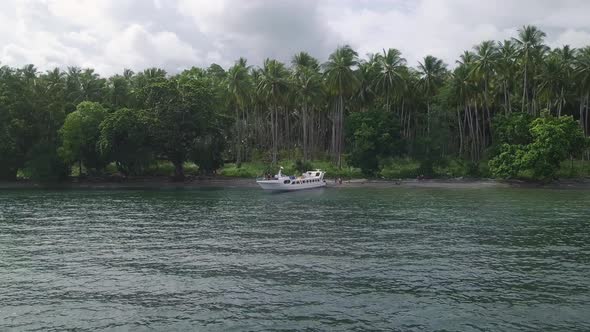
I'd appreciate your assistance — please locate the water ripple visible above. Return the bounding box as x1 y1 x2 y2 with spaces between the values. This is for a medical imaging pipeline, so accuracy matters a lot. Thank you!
1 187 589 331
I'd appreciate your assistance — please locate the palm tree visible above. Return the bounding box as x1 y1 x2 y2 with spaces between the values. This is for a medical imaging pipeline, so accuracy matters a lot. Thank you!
457 50 476 66
497 40 518 114
513 25 547 113
471 41 498 118
65 68 104 103
20 64 38 82
123 69 134 80
323 45 359 167
353 55 379 112
226 58 252 168
40 68 66 136
537 52 564 114
143 68 167 80
249 68 266 149
292 51 320 71
575 46 590 135
449 67 465 156
469 41 499 146
418 55 447 134
258 59 290 164
292 52 322 161
452 54 482 161
44 68 66 93
107 74 132 109
374 48 406 112
554 45 576 116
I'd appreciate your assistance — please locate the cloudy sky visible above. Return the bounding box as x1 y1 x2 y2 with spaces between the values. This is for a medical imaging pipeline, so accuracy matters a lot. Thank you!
1 0 590 75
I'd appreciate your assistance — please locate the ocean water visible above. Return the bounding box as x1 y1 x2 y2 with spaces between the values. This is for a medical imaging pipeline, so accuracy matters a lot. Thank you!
1 187 589 331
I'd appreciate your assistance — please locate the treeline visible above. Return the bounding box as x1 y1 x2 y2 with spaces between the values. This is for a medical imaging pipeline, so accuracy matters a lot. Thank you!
0 68 228 180
1 25 589 181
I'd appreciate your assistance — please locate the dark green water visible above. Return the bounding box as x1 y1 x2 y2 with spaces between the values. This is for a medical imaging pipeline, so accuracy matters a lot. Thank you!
1 187 589 331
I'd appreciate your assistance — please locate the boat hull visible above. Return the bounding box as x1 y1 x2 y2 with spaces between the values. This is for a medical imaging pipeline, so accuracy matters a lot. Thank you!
256 180 326 191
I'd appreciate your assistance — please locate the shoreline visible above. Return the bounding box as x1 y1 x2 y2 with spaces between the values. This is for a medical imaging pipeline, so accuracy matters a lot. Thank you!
1 176 589 190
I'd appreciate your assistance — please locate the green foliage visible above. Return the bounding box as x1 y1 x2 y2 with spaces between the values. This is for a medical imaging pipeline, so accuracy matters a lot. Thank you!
417 158 436 177
493 112 534 146
3 26 590 184
410 105 452 176
431 158 484 178
466 160 488 177
98 108 153 175
294 159 313 173
191 130 227 175
143 72 224 180
0 67 36 179
489 144 527 178
557 159 590 178
313 162 362 179
23 141 69 182
523 113 586 179
380 158 490 179
489 113 587 180
379 158 420 179
221 162 265 178
144 161 199 177
346 110 404 175
220 160 362 179
0 126 20 180
59 101 108 173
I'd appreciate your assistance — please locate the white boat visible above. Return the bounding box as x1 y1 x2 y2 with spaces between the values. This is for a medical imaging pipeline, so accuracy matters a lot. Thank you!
256 167 326 191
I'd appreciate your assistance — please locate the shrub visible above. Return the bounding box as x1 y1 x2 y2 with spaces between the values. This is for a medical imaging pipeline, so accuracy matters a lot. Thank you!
379 158 420 179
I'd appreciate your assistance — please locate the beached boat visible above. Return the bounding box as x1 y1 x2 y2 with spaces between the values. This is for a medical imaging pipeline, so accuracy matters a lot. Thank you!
256 167 326 191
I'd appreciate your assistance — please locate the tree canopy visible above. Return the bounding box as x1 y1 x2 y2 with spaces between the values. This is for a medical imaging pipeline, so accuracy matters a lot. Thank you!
1 25 589 181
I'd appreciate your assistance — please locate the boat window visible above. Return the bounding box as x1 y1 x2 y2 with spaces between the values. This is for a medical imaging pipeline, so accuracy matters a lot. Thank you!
283 180 290 184
315 172 320 176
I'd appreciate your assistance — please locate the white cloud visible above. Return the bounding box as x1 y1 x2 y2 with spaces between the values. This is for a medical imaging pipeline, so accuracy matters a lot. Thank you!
553 29 590 49
103 24 201 72
320 0 590 67
1 0 590 76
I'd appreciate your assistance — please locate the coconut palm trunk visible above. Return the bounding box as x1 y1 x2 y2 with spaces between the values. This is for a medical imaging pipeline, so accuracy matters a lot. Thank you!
457 107 464 156
302 104 308 161
235 107 241 167
339 94 345 168
522 58 528 113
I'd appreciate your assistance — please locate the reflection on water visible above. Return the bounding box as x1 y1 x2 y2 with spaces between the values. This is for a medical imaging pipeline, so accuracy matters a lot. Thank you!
1 188 589 331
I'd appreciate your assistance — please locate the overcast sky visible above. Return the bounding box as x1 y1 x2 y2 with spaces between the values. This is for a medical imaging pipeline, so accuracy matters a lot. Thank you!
1 0 590 75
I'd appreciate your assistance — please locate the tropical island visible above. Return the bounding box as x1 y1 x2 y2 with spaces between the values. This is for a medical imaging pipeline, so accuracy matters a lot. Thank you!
1 25 589 187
